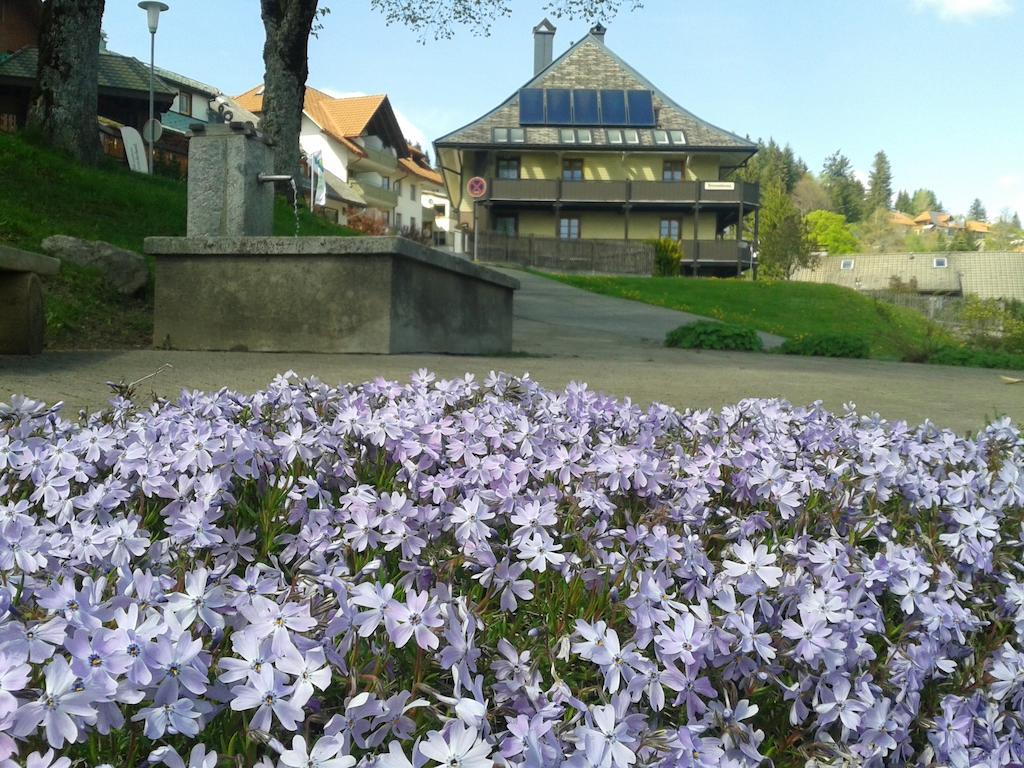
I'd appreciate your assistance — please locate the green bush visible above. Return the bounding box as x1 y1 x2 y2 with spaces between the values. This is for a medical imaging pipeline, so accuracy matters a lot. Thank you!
927 345 1024 371
665 321 763 351
650 238 682 277
780 332 870 359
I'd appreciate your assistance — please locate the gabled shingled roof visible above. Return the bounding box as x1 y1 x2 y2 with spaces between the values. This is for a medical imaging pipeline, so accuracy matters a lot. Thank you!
435 33 756 154
0 46 176 98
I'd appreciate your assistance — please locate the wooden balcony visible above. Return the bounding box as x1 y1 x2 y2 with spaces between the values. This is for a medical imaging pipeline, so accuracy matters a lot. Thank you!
486 179 758 207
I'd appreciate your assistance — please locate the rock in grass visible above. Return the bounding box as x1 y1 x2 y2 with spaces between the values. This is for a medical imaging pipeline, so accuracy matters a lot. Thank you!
41 235 149 295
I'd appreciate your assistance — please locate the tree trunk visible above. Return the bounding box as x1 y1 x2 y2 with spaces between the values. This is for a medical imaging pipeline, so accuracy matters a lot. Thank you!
260 0 318 177
26 0 105 165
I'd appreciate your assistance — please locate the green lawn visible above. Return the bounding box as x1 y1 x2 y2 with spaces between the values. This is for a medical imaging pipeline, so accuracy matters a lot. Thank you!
0 132 354 348
540 272 948 360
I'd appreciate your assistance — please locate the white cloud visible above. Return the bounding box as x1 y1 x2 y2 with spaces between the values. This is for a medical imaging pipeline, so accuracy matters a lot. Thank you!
911 0 1013 20
322 88 428 150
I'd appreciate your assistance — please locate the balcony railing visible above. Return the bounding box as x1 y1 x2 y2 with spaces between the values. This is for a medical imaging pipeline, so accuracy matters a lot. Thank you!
349 143 399 173
350 180 398 210
486 179 758 206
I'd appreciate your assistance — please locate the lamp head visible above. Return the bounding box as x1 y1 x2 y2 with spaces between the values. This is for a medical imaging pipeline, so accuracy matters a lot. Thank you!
138 1 169 33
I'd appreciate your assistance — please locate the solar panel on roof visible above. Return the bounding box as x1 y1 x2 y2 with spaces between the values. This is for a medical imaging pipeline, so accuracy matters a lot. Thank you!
600 90 627 125
546 89 571 124
572 90 599 125
519 89 544 124
627 91 655 126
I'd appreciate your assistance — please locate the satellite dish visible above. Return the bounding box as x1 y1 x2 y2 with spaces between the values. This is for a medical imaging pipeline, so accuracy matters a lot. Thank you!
142 118 163 144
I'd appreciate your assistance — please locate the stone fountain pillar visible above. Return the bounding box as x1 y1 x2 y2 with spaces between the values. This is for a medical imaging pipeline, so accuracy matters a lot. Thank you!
186 123 276 237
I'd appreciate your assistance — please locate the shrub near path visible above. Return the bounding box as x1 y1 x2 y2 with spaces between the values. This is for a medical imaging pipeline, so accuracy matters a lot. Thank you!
542 273 942 360
1 371 1023 767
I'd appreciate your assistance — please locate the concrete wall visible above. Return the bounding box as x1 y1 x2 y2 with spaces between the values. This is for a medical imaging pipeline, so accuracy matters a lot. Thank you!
145 236 517 354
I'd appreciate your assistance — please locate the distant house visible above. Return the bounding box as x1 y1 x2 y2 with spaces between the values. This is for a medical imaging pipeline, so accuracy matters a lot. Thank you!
236 85 421 226
434 20 760 274
792 252 1024 302
0 44 176 134
395 143 445 236
0 0 41 55
153 66 221 135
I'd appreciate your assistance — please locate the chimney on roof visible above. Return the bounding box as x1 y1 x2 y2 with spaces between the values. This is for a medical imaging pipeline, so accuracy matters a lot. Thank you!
590 23 606 43
533 18 556 75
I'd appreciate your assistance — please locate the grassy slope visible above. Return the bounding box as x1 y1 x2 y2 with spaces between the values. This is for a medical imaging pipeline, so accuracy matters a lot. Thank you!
0 133 354 349
541 272 946 359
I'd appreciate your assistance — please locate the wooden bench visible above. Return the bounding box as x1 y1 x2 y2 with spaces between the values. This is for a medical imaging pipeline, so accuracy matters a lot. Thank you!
0 245 60 355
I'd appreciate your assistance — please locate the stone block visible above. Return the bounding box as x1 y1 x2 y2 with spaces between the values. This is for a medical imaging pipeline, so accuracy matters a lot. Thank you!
145 236 518 354
0 272 44 355
41 235 148 295
187 124 276 238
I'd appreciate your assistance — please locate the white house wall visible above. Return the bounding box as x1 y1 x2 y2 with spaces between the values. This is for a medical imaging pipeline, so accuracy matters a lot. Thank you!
299 115 351 181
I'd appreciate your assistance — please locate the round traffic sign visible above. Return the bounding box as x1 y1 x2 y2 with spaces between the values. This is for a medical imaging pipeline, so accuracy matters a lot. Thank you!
467 176 487 199
142 118 163 144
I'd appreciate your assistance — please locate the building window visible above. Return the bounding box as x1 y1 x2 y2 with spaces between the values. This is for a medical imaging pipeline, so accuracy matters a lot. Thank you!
497 157 520 180
177 91 192 116
840 259 855 270
663 160 684 182
410 217 417 231
659 219 681 239
410 184 417 201
510 127 526 143
933 257 948 268
559 128 576 143
559 217 581 240
607 129 623 145
393 179 400 195
669 129 686 144
494 214 518 236
395 212 403 229
623 129 640 144
562 158 583 181
653 130 669 145
493 128 509 143
577 128 593 144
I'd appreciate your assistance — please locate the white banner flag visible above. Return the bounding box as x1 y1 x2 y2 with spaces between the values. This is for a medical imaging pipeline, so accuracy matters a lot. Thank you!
312 151 327 207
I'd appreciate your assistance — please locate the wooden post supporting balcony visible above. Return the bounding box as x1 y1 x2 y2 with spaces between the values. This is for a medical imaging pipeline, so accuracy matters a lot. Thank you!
692 201 701 277
737 201 744 277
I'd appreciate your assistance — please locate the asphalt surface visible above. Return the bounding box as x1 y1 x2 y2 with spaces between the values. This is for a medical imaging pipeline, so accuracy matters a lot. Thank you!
1 269 1019 433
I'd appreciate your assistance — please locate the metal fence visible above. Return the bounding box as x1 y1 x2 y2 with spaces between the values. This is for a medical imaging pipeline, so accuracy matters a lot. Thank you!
476 232 655 275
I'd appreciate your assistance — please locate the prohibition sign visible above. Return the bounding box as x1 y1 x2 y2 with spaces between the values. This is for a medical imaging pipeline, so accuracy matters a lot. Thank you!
467 176 488 198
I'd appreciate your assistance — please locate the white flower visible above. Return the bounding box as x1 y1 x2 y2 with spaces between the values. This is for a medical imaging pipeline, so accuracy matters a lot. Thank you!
419 721 493 768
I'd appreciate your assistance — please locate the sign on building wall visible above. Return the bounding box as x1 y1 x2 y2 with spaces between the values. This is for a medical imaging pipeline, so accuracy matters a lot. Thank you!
704 182 736 191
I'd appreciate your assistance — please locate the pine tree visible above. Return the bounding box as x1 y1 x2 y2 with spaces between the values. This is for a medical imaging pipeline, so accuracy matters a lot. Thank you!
910 188 942 214
738 139 806 194
821 151 865 223
866 151 893 213
1013 212 1022 230
967 198 987 222
894 190 913 214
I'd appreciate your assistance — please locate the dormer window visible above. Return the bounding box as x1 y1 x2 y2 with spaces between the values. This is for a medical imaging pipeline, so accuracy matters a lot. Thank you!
510 128 526 143
653 130 669 145
669 130 686 144
623 129 640 144
577 129 593 144
559 128 576 144
607 129 623 145
493 128 509 143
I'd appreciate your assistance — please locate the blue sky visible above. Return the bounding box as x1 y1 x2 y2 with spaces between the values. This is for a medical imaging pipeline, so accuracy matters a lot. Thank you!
100 0 1024 219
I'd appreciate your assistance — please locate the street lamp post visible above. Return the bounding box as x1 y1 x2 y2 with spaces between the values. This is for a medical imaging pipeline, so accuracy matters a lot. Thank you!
138 2 169 175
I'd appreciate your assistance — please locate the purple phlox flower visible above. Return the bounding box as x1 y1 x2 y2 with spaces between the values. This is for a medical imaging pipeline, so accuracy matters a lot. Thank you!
665 726 724 768
814 676 870 732
419 721 493 768
440 603 482 671
890 570 931 615
572 620 610 662
147 622 209 699
212 526 256 566
0 650 29 719
580 704 636 768
227 564 279 608
384 589 443 650
806 538 851 581
279 735 355 768
509 500 558 542
276 645 332 707
324 691 386 751
229 665 304 732
274 420 318 464
239 595 317 653
660 661 716 719
66 627 131 682
989 643 1024 703
23 750 71 768
0 517 47 572
722 540 784 591
781 607 834 664
147 744 218 768
364 691 429 748
351 582 397 637
36 577 104 630
131 682 202 738
111 603 163 686
655 612 707 667
0 616 66 663
517 530 565 574
218 632 279 685
451 495 495 544
11 655 98 748
344 506 384 552
927 696 974 767
379 740 429 768
163 569 226 634
591 629 643 694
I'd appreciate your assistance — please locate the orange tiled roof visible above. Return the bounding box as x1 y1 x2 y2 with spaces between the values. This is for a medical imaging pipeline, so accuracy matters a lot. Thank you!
890 211 916 227
399 157 443 186
233 86 393 157
966 220 991 234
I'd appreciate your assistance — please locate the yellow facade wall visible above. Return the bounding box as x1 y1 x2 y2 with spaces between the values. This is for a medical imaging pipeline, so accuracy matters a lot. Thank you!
509 210 719 241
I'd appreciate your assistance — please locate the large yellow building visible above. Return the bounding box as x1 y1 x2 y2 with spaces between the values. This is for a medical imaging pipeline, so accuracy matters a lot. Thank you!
435 21 760 275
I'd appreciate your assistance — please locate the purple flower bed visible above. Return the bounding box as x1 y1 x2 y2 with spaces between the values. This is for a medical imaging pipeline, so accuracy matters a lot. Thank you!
0 370 1022 768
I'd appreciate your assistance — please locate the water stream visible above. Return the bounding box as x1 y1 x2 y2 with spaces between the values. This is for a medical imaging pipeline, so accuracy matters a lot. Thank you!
289 178 300 237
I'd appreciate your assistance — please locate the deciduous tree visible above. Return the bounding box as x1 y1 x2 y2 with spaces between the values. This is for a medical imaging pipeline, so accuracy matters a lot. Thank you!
909 188 942 214
805 210 858 254
791 173 831 215
27 0 106 164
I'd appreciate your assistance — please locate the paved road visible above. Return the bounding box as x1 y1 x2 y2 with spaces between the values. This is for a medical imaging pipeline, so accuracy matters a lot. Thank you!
0 270 1019 433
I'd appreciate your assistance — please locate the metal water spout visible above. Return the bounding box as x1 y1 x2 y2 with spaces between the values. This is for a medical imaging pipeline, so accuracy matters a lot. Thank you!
257 173 294 184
